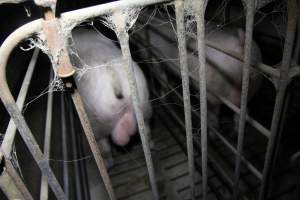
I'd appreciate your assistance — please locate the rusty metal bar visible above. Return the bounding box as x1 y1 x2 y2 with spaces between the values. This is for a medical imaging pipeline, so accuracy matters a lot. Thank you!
233 1 255 199
1 48 40 156
258 0 297 199
0 156 34 200
40 70 54 200
71 89 116 200
118 30 159 200
194 1 208 199
175 0 195 199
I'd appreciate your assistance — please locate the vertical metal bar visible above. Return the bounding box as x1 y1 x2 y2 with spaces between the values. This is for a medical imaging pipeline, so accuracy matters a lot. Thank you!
292 9 300 64
60 93 69 199
258 0 297 200
75 112 90 200
118 32 159 200
0 21 66 200
2 48 39 156
0 157 34 200
175 1 195 199
40 70 54 200
194 1 208 199
68 95 83 200
71 89 116 200
233 1 255 199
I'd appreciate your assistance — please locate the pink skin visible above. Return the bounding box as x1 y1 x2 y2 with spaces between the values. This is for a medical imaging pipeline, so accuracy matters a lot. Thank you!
112 112 137 146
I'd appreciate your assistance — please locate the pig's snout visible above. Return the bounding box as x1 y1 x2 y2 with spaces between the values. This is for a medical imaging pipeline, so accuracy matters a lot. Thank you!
112 111 137 146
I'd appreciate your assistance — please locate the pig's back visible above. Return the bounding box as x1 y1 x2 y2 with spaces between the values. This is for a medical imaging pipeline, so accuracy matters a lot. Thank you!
71 29 150 139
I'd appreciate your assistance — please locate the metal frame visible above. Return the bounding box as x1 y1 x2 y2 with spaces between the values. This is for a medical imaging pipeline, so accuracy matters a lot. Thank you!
0 0 298 200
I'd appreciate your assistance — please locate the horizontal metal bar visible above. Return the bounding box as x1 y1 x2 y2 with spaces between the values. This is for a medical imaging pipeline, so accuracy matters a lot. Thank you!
209 126 262 179
0 0 25 4
1 48 39 156
142 14 280 79
155 90 235 189
60 0 172 27
150 66 262 181
131 33 271 138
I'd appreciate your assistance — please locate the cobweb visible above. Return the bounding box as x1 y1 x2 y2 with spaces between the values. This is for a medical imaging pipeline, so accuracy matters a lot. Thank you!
15 0 288 172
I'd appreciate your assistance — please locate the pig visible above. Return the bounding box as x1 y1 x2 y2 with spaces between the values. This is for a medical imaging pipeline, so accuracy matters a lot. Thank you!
133 13 262 130
70 28 152 167
186 24 262 125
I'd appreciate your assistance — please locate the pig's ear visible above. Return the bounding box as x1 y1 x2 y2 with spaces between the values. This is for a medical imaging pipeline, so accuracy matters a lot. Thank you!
237 28 245 46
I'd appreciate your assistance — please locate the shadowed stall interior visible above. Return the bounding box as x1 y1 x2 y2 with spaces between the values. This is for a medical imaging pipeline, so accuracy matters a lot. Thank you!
0 0 299 200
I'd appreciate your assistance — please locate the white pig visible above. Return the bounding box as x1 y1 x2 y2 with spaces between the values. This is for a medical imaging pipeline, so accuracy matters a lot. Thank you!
187 24 262 119
133 14 262 129
71 28 152 166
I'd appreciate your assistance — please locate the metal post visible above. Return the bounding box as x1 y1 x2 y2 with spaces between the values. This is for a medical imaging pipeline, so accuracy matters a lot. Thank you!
60 93 69 199
0 156 33 200
1 48 39 156
194 1 208 199
40 70 54 200
233 1 255 199
68 94 83 200
118 31 159 200
71 89 116 200
175 1 195 199
0 20 67 199
258 0 297 199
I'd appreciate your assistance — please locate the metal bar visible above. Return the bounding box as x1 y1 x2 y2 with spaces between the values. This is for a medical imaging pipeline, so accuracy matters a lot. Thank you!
68 95 83 200
140 14 280 79
118 31 159 200
151 67 262 180
0 157 34 200
154 89 235 191
0 20 66 199
292 8 300 65
211 92 270 138
0 0 25 4
75 114 91 200
194 1 208 199
40 70 54 200
209 126 262 180
175 1 195 199
71 89 116 200
131 33 271 138
2 48 39 156
60 93 69 199
61 0 171 27
258 0 297 199
233 1 255 199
